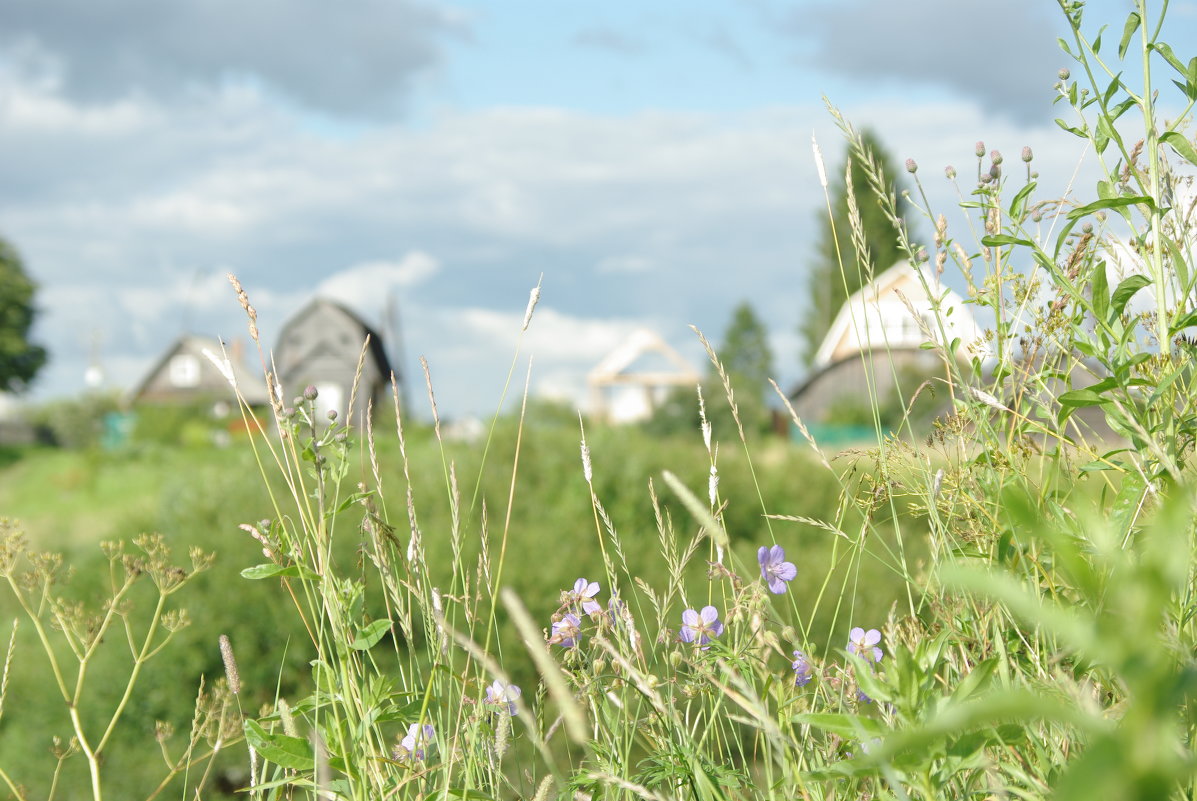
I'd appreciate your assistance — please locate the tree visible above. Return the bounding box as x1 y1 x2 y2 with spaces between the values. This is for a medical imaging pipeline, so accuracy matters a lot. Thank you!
710 301 774 436
800 129 914 366
0 236 47 393
719 301 774 403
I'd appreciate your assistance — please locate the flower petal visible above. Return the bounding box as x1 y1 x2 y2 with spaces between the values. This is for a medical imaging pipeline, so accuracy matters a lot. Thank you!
700 605 719 624
776 561 797 581
757 546 769 568
682 608 700 627
863 629 881 646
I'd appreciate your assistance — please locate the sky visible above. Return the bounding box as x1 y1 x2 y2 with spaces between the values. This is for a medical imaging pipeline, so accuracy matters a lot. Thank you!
2 0 1195 419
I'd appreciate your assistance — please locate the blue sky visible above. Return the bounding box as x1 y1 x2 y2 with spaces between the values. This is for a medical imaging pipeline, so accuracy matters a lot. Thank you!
1 0 1194 418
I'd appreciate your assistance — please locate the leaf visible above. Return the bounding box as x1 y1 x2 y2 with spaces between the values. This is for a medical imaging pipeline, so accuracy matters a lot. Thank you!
1091 260 1110 323
980 234 1032 248
244 719 315 771
1008 181 1037 220
350 618 391 650
1110 274 1151 318
792 713 885 739
1118 12 1140 59
1160 131 1197 168
1055 119 1088 138
1153 41 1187 75
1066 195 1155 221
1058 389 1108 408
240 563 319 581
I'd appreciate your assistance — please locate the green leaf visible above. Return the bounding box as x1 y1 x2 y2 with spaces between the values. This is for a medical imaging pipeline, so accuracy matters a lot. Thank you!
981 234 1032 247
1091 260 1110 322
1118 12 1140 59
350 619 392 650
1055 119 1087 138
1160 131 1197 168
1153 41 1187 75
240 563 320 581
1110 274 1151 318
1058 389 1108 408
1066 195 1155 221
792 713 885 739
244 719 315 771
1008 181 1037 220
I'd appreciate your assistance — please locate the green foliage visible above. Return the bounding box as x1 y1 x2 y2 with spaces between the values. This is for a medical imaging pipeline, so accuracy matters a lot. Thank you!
0 236 48 393
800 129 913 366
25 392 122 450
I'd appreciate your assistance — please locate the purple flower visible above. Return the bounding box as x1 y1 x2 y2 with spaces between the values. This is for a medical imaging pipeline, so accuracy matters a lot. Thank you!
549 613 582 648
791 650 813 687
484 679 522 716
758 545 797 594
567 577 602 616
394 723 435 762
680 605 724 647
848 627 883 663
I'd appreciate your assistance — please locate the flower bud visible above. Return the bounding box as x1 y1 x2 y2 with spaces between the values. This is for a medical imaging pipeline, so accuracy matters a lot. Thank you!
326 409 338 421
303 385 319 401
905 158 918 174
975 141 985 158
945 165 957 179
990 150 1003 165
1058 68 1070 80
1021 146 1033 163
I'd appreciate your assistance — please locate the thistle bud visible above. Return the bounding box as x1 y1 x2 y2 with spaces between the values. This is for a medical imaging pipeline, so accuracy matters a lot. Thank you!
905 158 918 174
945 165 957 179
303 385 319 401
975 141 986 158
1058 68 1070 81
1021 146 1033 163
990 150 1003 165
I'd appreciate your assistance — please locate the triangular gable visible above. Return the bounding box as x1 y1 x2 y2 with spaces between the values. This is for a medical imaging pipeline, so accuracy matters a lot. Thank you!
587 329 700 385
812 261 981 367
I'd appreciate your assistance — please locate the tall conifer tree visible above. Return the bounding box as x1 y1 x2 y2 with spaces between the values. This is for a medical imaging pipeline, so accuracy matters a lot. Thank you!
800 130 913 366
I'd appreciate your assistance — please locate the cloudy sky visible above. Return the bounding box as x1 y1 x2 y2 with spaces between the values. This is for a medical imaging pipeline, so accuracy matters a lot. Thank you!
2 0 1194 418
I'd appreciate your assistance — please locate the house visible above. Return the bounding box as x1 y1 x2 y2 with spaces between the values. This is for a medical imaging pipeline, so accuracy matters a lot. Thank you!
790 261 983 427
274 298 393 426
587 329 701 424
130 335 268 410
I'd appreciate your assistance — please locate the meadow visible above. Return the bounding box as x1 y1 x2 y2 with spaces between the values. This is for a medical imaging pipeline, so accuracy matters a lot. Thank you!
4 1 1197 798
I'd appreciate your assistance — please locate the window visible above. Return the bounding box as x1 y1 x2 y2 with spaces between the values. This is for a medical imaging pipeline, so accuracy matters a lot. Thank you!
169 354 201 387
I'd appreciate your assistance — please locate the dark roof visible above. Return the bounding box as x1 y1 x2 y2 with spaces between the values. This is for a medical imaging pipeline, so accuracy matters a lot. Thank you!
277 297 393 378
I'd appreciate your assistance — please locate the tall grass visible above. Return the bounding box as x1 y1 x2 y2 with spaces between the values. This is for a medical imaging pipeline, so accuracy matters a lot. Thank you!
3 0 1197 797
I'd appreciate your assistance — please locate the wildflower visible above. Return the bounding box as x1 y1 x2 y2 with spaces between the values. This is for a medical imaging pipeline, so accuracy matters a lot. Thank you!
1058 67 1070 81
856 688 874 704
944 165 956 180
566 577 602 616
791 650 813 687
394 723 435 762
549 613 582 648
990 149 1003 165
904 158 918 174
303 384 319 401
485 679 522 716
975 140 985 158
679 605 724 647
757 545 797 594
1021 146 1033 163
848 627 883 663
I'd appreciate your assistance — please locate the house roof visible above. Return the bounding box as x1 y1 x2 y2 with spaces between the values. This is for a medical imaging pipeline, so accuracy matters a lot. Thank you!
276 297 393 379
129 334 269 405
812 260 982 368
587 328 700 387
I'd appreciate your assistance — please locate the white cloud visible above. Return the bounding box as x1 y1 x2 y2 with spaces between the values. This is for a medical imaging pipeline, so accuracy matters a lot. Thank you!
316 251 441 308
597 254 655 274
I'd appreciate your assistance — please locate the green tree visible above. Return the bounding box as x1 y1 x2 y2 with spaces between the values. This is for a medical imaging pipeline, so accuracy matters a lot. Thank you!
0 235 48 392
800 129 913 366
719 301 773 403
709 301 774 436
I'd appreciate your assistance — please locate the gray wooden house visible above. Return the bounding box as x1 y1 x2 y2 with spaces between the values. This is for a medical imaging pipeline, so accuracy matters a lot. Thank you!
130 335 268 409
274 298 393 426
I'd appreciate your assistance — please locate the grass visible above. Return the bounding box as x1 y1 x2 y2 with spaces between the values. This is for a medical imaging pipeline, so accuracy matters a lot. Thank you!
5 0 1197 798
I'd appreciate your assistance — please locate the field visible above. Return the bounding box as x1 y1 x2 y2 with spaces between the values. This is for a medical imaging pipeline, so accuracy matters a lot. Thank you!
5 2 1197 799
